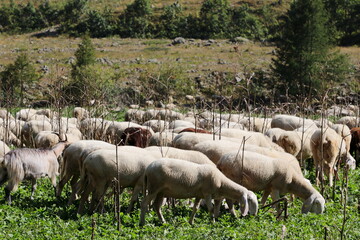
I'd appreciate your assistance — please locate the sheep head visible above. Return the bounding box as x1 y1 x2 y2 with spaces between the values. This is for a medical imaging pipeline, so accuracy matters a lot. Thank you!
247 190 258 215
301 193 325 214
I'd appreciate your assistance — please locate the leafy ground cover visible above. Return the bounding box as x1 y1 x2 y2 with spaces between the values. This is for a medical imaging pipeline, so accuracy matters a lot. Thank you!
0 166 359 239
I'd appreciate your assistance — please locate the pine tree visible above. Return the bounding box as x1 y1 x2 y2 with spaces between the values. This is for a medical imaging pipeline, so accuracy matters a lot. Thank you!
271 0 350 100
66 34 97 105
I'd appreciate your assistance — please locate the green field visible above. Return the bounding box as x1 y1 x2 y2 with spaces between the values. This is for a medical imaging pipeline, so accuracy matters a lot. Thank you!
0 165 359 239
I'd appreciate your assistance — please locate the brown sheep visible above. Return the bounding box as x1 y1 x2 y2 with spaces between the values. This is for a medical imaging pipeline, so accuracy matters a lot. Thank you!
120 127 153 148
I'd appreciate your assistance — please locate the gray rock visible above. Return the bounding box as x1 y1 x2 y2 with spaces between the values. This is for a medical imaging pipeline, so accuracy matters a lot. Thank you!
232 37 250 43
172 37 186 45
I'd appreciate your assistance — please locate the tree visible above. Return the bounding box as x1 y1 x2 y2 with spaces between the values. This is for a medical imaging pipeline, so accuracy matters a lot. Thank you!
199 0 231 39
118 0 153 38
0 53 39 106
66 35 97 105
271 0 351 100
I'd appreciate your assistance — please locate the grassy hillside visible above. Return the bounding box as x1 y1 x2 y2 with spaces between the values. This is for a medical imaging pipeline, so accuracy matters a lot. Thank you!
4 0 291 15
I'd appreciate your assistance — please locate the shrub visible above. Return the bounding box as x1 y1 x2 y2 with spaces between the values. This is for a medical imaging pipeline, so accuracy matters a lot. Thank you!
0 53 39 106
117 0 154 38
199 0 231 39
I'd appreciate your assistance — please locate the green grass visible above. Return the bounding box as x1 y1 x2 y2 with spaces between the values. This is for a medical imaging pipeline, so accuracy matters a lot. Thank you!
0 167 359 239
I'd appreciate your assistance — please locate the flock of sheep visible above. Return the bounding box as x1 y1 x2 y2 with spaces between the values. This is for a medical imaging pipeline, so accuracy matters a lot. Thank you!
0 106 359 225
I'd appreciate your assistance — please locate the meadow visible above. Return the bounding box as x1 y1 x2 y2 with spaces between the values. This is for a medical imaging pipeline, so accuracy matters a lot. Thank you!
0 161 359 239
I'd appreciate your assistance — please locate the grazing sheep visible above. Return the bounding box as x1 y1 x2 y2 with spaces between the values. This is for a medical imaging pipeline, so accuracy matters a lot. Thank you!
168 120 195 130
0 137 69 204
178 127 212 134
311 128 356 186
15 108 38 121
350 127 360 161
0 109 15 121
145 146 215 166
21 120 52 147
217 151 325 214
336 116 359 129
139 158 258 226
239 117 272 133
120 127 153 148
271 114 316 131
56 140 115 203
193 140 300 171
214 129 284 152
331 124 352 152
143 109 161 122
276 129 316 161
148 131 178 147
73 107 89 120
125 109 145 123
143 120 168 132
0 141 10 158
34 131 81 149
77 149 158 214
158 109 185 121
105 121 142 144
265 128 286 143
0 125 21 147
79 118 110 140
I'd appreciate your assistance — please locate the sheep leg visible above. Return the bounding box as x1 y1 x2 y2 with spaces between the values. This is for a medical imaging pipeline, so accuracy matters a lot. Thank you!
77 185 93 215
261 189 271 206
56 173 72 198
225 199 236 216
270 190 280 212
139 193 157 226
213 199 222 219
153 195 166 224
204 195 214 223
4 188 11 204
68 177 81 205
30 178 37 200
189 198 201 225
126 184 142 213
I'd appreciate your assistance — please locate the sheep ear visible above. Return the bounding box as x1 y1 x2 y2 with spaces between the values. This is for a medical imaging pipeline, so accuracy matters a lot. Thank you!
239 194 249 216
302 195 316 213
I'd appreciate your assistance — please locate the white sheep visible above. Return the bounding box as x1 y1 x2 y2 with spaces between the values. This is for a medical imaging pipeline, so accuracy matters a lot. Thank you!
276 128 316 161
34 131 81 149
139 158 258 226
79 118 110 140
148 131 178 147
168 120 195 130
217 151 325 214
73 107 89 120
212 129 284 152
125 109 145 123
77 148 158 214
310 127 355 186
336 116 359 129
142 120 169 132
265 128 286 143
331 124 352 152
0 109 15 121
145 146 215 166
239 117 272 133
15 108 38 121
0 138 69 204
271 114 316 131
105 121 144 144
21 119 52 147
56 140 116 203
0 125 21 147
